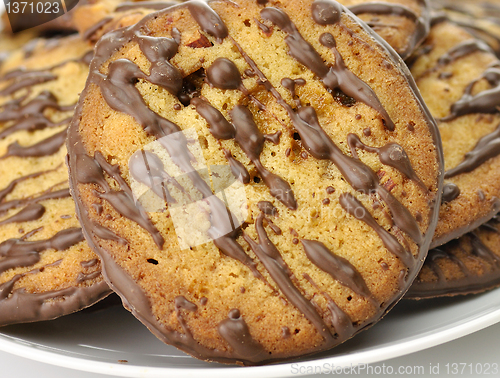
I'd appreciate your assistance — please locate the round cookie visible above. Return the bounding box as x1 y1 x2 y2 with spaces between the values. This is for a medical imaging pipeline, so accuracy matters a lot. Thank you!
0 35 111 326
407 215 500 299
68 0 442 364
409 20 500 248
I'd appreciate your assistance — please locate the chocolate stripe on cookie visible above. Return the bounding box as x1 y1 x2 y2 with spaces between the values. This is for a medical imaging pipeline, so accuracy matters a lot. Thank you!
445 122 500 178
301 239 376 302
302 272 354 340
262 6 395 131
408 217 500 298
230 35 422 246
0 188 70 216
0 228 84 274
1 127 68 158
346 133 427 191
441 63 500 121
339 193 413 268
0 167 61 202
243 213 335 343
218 309 269 363
193 95 296 209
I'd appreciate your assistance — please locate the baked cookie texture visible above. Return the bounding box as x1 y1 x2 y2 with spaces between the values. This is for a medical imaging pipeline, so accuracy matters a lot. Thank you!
408 215 500 299
67 0 442 364
73 0 430 56
0 35 111 326
410 20 500 248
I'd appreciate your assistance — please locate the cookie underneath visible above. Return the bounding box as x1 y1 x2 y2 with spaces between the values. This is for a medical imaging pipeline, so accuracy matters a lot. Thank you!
410 20 500 248
0 34 111 326
408 215 500 299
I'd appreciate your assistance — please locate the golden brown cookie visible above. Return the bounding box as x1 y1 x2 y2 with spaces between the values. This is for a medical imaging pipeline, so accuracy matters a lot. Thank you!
410 20 500 248
407 215 500 299
67 0 442 364
0 34 111 326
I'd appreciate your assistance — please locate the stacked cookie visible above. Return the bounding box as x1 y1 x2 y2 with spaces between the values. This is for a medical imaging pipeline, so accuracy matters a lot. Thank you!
0 0 498 366
407 3 500 298
0 34 111 325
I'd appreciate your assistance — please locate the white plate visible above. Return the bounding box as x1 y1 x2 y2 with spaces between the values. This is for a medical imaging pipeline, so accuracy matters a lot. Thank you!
0 288 500 378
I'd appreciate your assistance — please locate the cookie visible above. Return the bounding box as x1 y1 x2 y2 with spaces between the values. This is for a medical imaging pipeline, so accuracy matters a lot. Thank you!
409 20 500 248
407 215 500 299
67 0 442 364
0 34 111 326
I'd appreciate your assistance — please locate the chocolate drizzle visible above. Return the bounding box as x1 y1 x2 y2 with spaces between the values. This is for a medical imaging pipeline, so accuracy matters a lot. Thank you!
441 183 460 203
243 213 334 343
261 7 395 131
339 193 413 269
218 308 269 362
301 239 375 302
347 133 427 191
187 1 229 43
193 96 296 208
1 128 68 159
82 152 165 249
230 105 296 209
302 272 354 340
0 228 84 274
437 39 492 67
0 203 46 226
0 188 70 217
441 64 500 121
0 71 57 97
445 123 500 178
129 150 180 204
